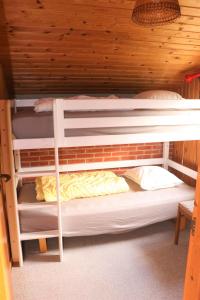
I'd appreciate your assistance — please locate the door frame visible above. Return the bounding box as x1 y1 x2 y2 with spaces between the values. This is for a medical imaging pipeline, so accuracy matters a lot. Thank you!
184 163 200 299
0 174 13 299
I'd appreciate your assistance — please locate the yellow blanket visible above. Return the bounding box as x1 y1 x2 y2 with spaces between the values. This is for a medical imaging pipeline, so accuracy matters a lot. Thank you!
35 171 129 202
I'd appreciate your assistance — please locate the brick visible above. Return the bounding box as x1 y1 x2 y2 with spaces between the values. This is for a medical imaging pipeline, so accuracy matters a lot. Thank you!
30 161 48 167
87 148 103 153
129 150 144 155
59 148 86 155
137 154 152 159
20 142 164 168
86 158 103 163
20 150 29 154
104 147 121 152
152 145 162 149
22 156 40 162
151 154 161 158
144 150 157 154
95 152 111 157
20 152 29 157
103 157 121 162
111 151 129 156
59 159 68 164
59 154 76 159
68 159 86 164
137 145 153 150
30 151 49 156
21 162 30 167
120 155 137 160
40 156 54 161
77 153 94 158
120 146 137 151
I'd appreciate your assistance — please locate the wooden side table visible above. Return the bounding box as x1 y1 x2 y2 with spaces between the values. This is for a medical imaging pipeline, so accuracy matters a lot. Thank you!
174 200 194 245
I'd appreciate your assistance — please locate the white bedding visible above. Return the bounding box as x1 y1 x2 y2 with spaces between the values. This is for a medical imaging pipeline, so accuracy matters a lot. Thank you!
12 109 200 139
18 181 195 236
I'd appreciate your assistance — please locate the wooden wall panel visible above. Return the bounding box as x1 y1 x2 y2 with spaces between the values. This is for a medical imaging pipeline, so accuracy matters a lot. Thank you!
0 1 13 97
172 78 200 185
0 64 13 298
0 65 8 98
0 0 200 96
0 190 13 300
183 164 200 300
0 100 22 265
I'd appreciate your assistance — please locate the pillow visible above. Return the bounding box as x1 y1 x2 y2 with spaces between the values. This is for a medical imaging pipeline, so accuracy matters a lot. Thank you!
34 95 119 112
34 98 53 112
69 94 118 100
133 90 183 100
124 166 183 191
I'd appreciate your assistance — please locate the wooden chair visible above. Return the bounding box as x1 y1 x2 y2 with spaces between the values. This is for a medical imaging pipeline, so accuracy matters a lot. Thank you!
174 200 194 245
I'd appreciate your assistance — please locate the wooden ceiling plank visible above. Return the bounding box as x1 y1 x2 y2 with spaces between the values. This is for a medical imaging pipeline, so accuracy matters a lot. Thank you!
2 0 200 95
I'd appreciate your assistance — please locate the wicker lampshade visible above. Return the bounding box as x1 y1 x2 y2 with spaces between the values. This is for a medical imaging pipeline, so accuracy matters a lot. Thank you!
132 0 181 26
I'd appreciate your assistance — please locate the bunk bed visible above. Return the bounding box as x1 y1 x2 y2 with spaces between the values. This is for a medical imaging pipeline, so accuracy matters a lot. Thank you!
2 98 200 266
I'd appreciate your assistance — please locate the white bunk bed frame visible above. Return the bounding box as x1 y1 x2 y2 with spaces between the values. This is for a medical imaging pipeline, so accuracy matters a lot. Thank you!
9 98 200 266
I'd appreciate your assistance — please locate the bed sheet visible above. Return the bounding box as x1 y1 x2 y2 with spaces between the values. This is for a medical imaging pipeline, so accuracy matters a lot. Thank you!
12 110 200 139
18 180 195 236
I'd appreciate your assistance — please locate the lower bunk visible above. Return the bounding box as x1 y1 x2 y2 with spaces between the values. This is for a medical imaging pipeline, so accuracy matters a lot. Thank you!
18 179 194 237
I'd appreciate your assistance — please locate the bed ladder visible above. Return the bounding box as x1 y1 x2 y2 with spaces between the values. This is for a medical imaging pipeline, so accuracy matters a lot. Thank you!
13 100 64 266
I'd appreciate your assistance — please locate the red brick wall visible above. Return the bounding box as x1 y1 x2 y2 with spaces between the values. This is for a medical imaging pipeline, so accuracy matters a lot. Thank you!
20 143 163 169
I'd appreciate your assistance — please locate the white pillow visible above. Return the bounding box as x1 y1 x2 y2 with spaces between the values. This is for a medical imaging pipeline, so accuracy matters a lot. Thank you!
124 166 183 190
134 90 183 100
69 94 118 100
69 95 95 100
34 98 53 112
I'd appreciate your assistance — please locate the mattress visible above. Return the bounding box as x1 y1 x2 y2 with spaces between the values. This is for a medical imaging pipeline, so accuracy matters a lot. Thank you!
18 180 195 236
12 110 200 139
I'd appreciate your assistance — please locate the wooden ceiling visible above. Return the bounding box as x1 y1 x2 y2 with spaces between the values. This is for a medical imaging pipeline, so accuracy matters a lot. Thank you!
0 0 200 96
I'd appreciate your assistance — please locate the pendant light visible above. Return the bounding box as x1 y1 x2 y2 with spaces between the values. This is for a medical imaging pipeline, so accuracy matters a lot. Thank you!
132 0 181 26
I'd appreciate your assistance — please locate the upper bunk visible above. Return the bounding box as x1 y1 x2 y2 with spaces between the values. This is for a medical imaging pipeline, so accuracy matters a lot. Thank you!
12 98 200 150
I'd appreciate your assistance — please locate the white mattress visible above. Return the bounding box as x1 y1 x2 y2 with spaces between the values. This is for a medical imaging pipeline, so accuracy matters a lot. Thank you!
18 181 195 236
68 125 199 137
12 109 200 139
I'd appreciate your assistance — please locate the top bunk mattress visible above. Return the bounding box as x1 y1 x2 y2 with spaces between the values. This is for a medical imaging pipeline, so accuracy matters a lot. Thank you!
12 109 200 139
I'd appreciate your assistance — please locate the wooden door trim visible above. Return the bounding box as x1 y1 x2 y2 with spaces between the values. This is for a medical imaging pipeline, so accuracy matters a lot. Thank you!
183 144 200 299
0 185 13 299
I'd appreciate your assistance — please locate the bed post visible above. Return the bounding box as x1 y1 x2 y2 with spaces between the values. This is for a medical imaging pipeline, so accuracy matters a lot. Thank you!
0 100 23 266
53 98 64 261
163 142 169 169
13 99 17 113
14 150 22 188
38 239 47 253
14 150 21 172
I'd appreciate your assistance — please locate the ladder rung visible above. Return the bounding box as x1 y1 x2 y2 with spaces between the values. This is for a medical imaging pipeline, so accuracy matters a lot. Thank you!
16 170 56 178
18 202 58 211
20 230 59 241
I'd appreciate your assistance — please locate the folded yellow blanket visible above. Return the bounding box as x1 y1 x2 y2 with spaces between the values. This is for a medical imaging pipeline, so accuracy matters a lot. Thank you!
35 171 129 202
